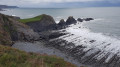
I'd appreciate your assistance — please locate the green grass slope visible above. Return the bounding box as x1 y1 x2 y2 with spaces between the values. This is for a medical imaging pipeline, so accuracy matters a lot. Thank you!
19 15 43 23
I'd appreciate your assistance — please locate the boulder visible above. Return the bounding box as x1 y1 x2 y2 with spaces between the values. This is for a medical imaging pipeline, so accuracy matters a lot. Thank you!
84 18 94 21
66 16 77 25
77 18 83 22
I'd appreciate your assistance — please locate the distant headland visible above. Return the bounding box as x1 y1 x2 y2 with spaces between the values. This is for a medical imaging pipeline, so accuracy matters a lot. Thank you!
0 5 18 11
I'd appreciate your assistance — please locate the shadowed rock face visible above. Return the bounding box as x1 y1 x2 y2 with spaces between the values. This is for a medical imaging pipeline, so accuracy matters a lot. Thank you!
57 19 66 29
0 13 40 46
84 18 94 21
66 16 77 25
77 18 83 22
0 13 18 46
26 14 56 32
57 16 77 29
58 19 66 26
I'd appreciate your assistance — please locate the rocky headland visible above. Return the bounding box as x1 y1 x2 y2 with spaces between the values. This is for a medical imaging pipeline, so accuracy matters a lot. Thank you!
0 5 18 11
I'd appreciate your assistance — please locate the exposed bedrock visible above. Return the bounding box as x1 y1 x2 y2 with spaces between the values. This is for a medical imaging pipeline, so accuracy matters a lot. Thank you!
77 18 83 22
58 17 94 28
38 31 67 40
77 18 94 22
84 18 94 21
46 33 120 67
0 13 40 46
57 16 77 29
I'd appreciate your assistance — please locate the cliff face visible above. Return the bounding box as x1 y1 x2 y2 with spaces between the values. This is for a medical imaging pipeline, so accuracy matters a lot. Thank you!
0 14 17 46
26 14 56 32
0 13 40 46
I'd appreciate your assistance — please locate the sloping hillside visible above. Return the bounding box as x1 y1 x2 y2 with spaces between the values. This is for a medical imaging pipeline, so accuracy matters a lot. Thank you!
0 45 76 67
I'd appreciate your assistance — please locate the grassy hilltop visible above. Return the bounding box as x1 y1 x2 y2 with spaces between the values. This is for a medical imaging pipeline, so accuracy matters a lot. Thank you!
19 15 43 23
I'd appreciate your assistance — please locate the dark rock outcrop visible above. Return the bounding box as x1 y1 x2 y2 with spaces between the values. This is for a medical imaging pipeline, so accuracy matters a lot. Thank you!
0 13 18 46
84 18 94 21
57 19 66 29
66 16 77 25
26 14 56 32
77 18 83 22
58 19 66 26
39 31 66 40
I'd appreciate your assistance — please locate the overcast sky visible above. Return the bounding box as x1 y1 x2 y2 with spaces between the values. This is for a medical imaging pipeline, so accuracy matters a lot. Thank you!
0 0 120 7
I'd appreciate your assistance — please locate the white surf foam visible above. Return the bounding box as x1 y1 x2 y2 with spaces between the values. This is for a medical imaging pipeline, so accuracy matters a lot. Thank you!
12 15 16 16
60 21 120 56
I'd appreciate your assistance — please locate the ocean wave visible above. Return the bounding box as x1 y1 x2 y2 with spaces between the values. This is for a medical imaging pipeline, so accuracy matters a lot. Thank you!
12 15 16 16
56 20 60 24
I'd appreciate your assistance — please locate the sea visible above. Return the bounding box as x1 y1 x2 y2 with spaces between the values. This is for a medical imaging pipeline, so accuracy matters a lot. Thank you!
1 7 120 55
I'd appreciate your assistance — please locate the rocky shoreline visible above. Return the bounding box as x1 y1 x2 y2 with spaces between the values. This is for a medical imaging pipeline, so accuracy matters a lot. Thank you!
11 14 94 67
20 15 120 67
1 11 120 67
4 13 117 67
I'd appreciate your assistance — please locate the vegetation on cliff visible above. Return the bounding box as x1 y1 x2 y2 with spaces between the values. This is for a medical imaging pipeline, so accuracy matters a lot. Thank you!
0 45 76 67
19 15 43 23
19 14 56 32
19 14 55 24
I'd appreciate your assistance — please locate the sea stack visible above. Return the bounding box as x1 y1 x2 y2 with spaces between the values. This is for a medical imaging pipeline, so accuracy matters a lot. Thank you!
57 19 66 29
66 16 77 25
